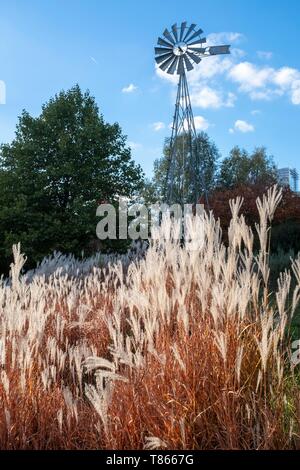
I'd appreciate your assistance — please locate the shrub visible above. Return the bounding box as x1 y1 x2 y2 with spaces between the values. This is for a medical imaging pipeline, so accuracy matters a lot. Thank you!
206 184 300 254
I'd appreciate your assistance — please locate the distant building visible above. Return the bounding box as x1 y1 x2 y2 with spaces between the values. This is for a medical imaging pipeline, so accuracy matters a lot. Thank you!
277 167 299 192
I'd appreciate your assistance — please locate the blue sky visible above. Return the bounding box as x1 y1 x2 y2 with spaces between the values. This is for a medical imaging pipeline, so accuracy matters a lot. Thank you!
0 0 299 177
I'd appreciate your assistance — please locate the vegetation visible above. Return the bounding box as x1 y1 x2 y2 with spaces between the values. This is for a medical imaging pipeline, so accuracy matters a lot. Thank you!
145 139 278 204
0 83 299 450
0 187 300 449
145 132 220 203
0 85 144 273
206 184 300 250
207 184 300 331
217 146 278 189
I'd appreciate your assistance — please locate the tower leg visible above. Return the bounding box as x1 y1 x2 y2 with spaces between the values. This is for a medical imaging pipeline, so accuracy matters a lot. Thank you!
164 71 208 207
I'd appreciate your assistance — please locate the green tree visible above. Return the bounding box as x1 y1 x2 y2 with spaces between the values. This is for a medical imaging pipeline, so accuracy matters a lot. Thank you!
0 85 144 272
218 146 277 189
147 132 220 203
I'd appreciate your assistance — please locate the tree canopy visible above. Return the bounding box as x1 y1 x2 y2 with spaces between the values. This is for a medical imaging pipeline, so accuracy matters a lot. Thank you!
0 85 144 272
145 132 220 204
218 146 278 189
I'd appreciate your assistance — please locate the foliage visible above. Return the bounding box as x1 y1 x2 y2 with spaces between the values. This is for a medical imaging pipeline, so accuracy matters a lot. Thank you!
141 178 161 205
217 146 278 189
207 183 300 252
271 221 300 255
147 132 220 203
147 139 278 205
269 248 295 284
0 85 144 272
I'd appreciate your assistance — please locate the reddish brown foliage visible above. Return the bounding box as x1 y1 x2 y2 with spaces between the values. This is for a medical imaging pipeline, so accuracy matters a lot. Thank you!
203 184 300 243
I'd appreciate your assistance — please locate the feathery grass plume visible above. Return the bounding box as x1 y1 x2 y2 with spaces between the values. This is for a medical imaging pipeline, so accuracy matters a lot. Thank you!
0 185 299 449
144 436 168 450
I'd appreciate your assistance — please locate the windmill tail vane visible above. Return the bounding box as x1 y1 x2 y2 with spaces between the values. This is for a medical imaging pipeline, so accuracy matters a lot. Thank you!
155 22 230 206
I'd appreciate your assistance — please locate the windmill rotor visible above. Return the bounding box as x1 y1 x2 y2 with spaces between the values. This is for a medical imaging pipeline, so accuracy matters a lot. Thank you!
155 21 230 76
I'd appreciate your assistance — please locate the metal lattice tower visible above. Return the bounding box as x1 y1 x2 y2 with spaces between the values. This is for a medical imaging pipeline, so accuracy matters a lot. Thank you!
155 22 230 205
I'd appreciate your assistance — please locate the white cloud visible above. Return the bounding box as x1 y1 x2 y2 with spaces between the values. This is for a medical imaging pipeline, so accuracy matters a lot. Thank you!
190 86 235 109
189 56 232 82
122 83 138 93
207 32 244 46
190 86 221 108
225 92 237 107
251 109 261 115
273 68 300 104
187 57 235 111
168 116 209 131
228 62 300 104
249 90 275 100
155 55 235 111
257 51 273 60
128 141 142 150
231 48 247 59
291 85 300 105
231 120 255 133
0 80 6 105
193 116 210 131
229 62 273 91
273 67 299 87
151 121 165 131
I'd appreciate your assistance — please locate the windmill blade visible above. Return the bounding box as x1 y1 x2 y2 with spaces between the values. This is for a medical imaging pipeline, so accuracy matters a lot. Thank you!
208 45 230 55
155 46 173 56
186 50 202 64
188 46 206 54
157 37 173 48
167 56 179 75
160 54 177 71
163 28 175 44
177 56 185 75
186 28 204 43
171 23 178 42
155 52 173 65
183 54 194 71
179 22 187 41
183 23 197 41
187 37 207 47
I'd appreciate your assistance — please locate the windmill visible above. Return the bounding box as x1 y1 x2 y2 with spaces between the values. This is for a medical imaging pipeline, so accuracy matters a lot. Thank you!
155 22 230 205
